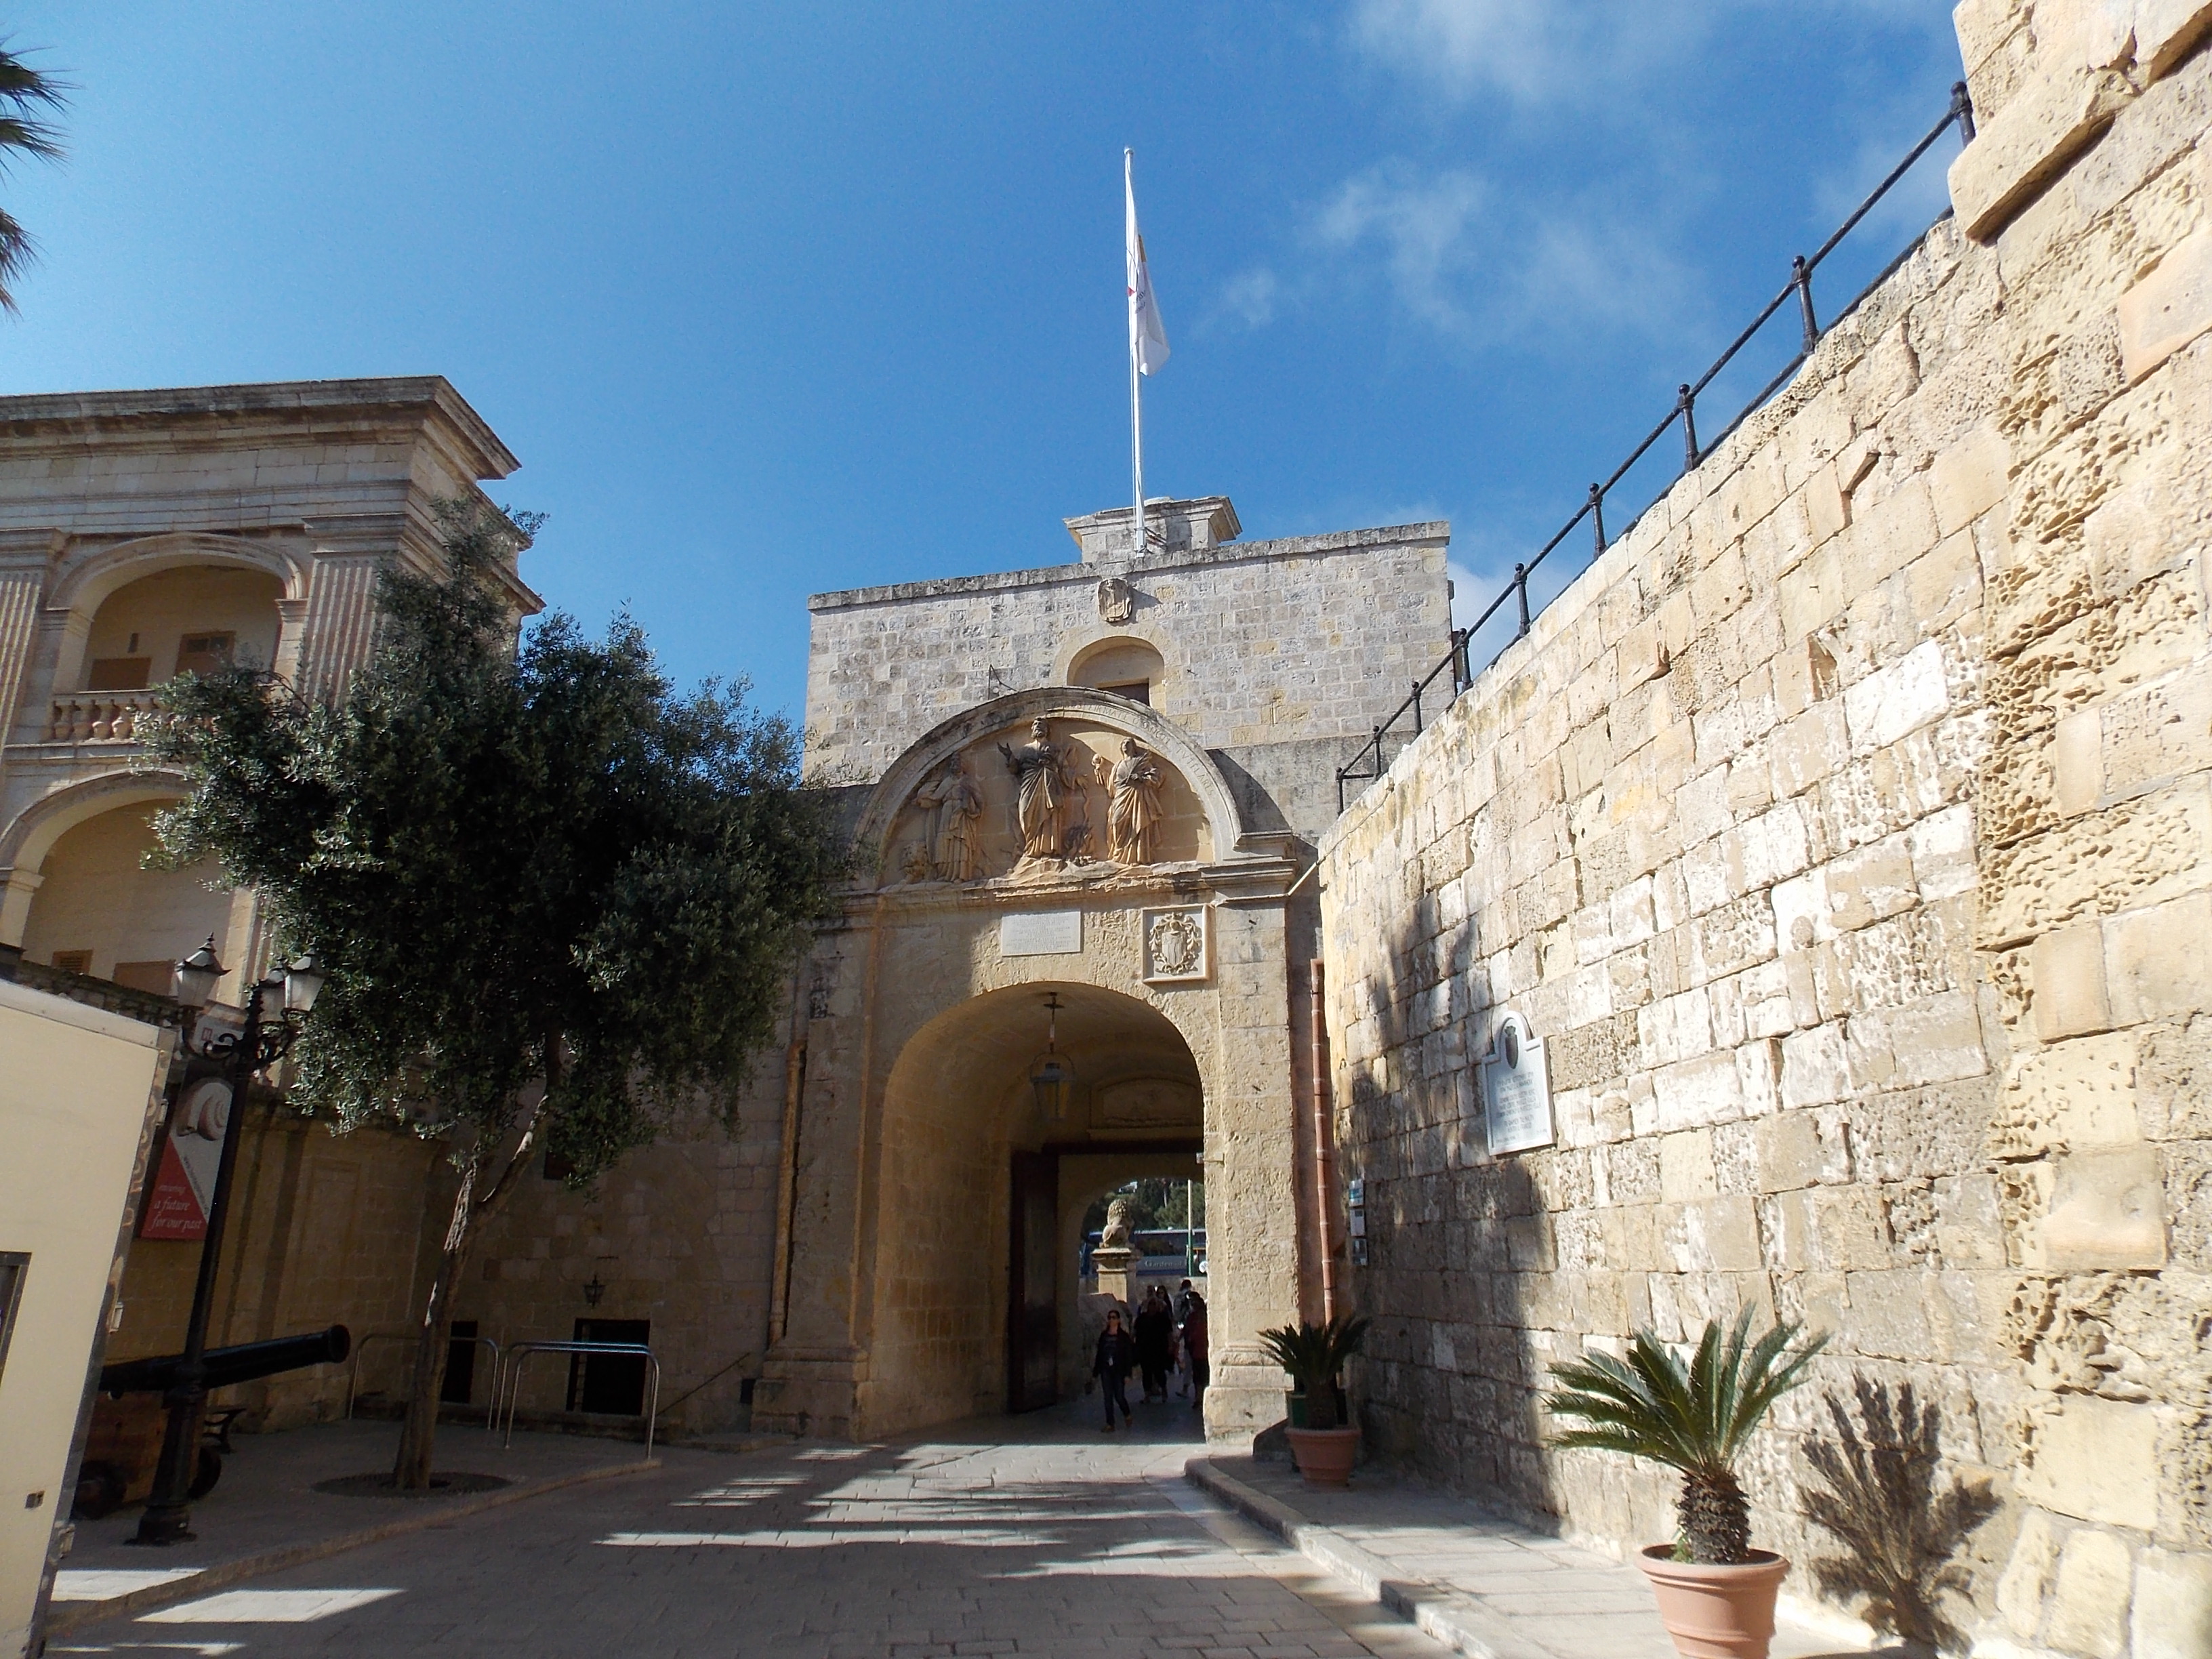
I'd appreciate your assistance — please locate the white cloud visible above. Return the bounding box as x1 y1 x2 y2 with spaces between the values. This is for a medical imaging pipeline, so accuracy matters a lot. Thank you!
1216 266 1280 328
1349 0 1942 106
1313 164 1488 333
1302 160 1689 348
1348 0 1717 106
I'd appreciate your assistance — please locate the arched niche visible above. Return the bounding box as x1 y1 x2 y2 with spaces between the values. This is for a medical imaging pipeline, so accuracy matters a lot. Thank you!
76 565 285 691
18 801 234 991
1067 636 1166 704
48 533 310 694
0 770 194 948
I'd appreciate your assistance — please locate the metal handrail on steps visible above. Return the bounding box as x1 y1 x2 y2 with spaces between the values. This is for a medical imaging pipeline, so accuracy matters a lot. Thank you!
491 1340 661 1457
342 1330 501 1429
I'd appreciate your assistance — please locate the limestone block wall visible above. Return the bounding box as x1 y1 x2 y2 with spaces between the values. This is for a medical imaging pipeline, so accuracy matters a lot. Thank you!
803 524 1451 787
1317 10 2212 1651
459 1044 796 1438
111 1107 443 1431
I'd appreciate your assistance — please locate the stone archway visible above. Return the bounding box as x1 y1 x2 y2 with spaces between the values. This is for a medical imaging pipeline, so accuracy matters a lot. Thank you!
756 689 1305 1448
861 979 1202 1435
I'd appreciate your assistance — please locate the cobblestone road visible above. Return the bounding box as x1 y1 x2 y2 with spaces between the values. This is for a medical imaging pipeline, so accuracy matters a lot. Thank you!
55 1402 1449 1658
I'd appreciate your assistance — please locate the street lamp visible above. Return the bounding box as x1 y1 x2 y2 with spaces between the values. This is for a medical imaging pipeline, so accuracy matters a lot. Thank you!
1029 992 1073 1121
132 939 323 1546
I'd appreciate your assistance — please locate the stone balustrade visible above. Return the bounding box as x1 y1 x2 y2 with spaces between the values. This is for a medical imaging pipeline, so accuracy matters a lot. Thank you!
47 690 162 743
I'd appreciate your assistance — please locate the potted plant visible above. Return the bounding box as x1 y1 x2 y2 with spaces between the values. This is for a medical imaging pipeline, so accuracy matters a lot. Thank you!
1258 1315 1370 1487
1545 1310 1827 1659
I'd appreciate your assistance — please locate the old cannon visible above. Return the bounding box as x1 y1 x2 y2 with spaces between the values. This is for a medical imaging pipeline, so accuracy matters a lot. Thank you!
73 1324 352 1519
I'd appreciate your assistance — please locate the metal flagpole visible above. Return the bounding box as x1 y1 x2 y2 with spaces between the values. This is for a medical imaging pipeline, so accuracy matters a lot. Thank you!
1126 148 1145 560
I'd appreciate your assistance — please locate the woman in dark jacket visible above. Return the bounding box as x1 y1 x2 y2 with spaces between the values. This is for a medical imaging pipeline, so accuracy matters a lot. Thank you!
1132 1288 1174 1403
1092 1308 1137 1431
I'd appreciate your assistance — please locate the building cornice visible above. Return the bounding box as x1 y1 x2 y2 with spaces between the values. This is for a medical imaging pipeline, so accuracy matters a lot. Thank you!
806 521 1450 614
0 376 519 480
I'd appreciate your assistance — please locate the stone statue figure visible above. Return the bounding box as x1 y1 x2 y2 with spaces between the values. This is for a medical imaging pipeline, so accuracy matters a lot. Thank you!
998 718 1079 861
1098 1195 1135 1252
914 756 983 882
1095 738 1166 865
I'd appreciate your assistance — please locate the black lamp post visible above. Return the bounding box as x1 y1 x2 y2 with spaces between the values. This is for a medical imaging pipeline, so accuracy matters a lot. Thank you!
132 937 325 1546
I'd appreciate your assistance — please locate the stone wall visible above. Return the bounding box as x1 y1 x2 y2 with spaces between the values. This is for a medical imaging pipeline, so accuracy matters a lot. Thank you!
802 519 1452 818
112 1105 443 1431
1317 7 2212 1652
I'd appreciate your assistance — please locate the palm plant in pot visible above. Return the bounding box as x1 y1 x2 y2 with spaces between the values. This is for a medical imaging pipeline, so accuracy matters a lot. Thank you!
1545 1310 1827 1659
1258 1315 1370 1488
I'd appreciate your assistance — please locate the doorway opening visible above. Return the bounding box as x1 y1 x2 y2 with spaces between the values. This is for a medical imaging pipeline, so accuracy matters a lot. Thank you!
568 1317 650 1416
869 980 1204 1438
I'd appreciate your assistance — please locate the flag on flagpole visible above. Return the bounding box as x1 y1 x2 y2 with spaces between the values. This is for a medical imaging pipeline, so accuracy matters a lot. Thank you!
1126 153 1169 376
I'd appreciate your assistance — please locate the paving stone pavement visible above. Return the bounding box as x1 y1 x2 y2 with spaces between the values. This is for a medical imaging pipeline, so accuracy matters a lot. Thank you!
50 1399 1455 1659
1189 1456 1892 1659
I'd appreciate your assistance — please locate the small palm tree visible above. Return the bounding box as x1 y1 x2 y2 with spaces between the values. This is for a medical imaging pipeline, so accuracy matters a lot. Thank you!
1545 1310 1827 1565
0 42 68 314
1258 1314 1370 1431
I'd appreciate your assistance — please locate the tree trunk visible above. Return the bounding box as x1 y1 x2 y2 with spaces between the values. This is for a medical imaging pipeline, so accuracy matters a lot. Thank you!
393 1151 480 1489
392 1105 544 1489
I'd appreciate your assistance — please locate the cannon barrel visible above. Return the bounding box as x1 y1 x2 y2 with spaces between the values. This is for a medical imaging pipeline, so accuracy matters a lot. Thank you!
101 1324 352 1398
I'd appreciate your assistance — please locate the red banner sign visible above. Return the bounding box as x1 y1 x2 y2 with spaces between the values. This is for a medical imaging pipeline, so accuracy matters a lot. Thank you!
137 1078 232 1241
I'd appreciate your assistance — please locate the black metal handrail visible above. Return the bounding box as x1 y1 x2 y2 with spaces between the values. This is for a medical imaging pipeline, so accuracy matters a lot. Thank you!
1336 82 1977 813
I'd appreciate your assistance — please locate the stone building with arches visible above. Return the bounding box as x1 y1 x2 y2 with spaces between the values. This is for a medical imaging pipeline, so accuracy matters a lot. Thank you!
0 378 536 1387
0 381 1451 1446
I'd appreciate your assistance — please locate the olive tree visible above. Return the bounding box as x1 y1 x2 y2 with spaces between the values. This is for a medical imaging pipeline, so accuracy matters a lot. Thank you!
150 501 848 1486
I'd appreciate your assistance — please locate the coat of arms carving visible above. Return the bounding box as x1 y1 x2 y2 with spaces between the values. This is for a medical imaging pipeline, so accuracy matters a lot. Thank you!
1141 905 1208 983
1097 577 1136 625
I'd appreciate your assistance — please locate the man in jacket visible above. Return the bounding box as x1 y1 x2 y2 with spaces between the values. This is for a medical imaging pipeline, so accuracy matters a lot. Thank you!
1092 1308 1137 1432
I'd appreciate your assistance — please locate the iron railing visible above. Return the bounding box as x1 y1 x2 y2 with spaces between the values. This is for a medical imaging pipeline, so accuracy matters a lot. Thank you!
1336 82 1978 813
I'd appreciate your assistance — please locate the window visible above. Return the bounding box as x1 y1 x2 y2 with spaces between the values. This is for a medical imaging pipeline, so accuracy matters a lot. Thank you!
1099 680 1151 705
0 1253 25 1385
49 951 91 975
86 658 152 691
174 633 236 678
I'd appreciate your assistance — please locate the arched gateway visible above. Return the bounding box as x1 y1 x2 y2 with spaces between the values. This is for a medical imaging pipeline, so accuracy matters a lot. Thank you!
752 687 1309 1441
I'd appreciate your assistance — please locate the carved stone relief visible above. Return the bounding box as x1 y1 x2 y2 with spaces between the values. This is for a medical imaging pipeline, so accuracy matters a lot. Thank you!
885 718 1209 886
1143 905 1209 983
1097 576 1136 624
1094 739 1165 865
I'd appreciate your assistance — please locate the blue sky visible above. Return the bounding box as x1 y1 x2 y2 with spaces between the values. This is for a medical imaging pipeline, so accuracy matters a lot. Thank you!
3 3 1963 724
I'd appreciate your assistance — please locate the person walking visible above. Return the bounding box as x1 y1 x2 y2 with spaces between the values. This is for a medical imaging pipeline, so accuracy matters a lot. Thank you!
1174 1279 1195 1397
1133 1288 1174 1404
1181 1292 1210 1409
1091 1308 1136 1432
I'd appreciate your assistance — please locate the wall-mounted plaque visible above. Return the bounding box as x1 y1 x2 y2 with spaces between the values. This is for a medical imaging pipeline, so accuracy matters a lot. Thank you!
1481 1011 1555 1156
1000 909 1082 956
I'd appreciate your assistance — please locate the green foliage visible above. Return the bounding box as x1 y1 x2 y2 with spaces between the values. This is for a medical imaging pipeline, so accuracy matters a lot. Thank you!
0 41 68 312
1257 1315 1370 1431
1544 1309 1827 1565
148 497 851 1183
1081 1177 1204 1238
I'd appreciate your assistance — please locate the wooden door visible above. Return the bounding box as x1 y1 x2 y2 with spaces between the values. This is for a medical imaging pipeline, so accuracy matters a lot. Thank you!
1006 1151 1059 1412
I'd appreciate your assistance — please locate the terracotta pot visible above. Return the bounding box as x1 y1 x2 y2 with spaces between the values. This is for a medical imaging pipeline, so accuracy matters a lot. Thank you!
1284 1425 1359 1488
1635 1546 1789 1659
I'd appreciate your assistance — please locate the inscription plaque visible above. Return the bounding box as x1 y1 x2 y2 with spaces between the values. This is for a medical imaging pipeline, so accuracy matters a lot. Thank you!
999 909 1082 956
1480 1011 1555 1156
